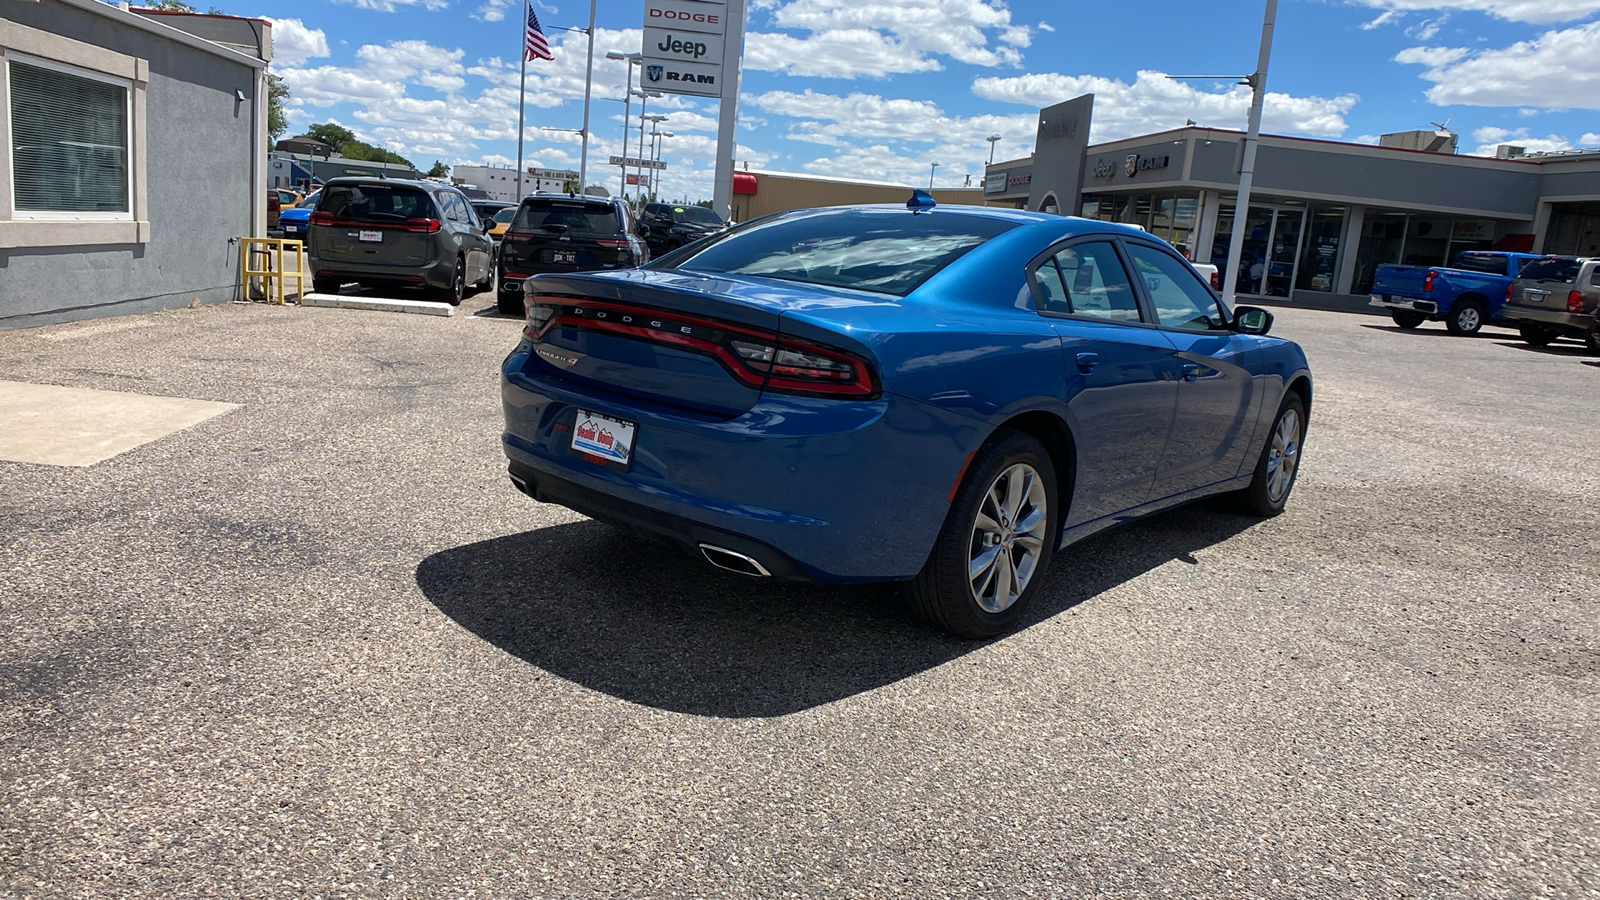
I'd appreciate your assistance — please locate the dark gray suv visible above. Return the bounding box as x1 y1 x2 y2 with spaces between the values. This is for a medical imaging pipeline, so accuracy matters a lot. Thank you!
309 177 494 305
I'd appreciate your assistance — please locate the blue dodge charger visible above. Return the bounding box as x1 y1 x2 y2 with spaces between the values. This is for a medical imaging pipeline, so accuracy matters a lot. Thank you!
501 197 1311 638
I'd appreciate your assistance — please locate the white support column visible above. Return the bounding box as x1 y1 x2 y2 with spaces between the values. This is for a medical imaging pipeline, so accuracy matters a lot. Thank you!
1336 205 1364 295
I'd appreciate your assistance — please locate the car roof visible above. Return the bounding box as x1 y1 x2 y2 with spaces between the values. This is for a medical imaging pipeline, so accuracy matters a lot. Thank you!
760 203 1156 241
322 176 452 191
519 192 616 206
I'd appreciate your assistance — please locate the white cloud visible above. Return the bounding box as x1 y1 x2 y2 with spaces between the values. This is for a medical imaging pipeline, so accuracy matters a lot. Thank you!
1355 134 1380 144
1392 46 1470 66
1582 133 1600 144
332 0 450 11
266 18 329 67
474 0 512 22
971 70 1359 139
1352 0 1600 24
1396 21 1600 109
1361 11 1403 29
1405 15 1447 40
742 0 1026 75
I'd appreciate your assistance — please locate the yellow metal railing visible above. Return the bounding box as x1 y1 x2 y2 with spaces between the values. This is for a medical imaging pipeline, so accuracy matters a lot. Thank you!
239 238 307 304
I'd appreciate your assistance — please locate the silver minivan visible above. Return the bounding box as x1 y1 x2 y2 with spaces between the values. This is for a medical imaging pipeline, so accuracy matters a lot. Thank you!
308 177 494 305
1502 257 1599 352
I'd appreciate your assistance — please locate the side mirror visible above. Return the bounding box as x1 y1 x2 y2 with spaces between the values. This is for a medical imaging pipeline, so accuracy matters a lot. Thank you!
1234 305 1274 335
637 223 652 237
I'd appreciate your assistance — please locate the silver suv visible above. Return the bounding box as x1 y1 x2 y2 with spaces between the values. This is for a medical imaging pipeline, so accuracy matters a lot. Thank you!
308 177 495 305
1503 256 1600 352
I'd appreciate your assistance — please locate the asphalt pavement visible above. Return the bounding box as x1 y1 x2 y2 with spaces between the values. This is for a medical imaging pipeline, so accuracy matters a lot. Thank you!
1 296 1596 898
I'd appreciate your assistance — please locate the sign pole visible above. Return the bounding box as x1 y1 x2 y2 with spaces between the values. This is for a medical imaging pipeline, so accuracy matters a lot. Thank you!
711 0 746 221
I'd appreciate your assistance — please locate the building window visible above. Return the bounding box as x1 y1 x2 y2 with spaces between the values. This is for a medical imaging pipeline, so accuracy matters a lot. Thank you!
9 58 131 216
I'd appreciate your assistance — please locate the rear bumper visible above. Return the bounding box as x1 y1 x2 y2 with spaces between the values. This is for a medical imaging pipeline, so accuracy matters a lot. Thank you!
308 256 450 289
1369 294 1437 315
499 345 982 582
1500 303 1594 332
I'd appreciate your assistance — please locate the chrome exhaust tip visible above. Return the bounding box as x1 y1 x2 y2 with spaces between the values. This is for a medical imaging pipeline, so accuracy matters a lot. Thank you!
698 543 772 578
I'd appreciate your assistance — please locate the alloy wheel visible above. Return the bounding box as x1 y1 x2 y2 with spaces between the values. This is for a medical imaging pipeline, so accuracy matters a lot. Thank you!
1456 307 1481 333
967 463 1049 613
1266 408 1302 503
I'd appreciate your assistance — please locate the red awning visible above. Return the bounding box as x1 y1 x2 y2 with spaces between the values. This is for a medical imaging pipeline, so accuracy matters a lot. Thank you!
732 172 758 195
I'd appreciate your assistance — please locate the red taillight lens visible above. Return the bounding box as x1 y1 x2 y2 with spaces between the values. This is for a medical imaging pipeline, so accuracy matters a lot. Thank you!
520 298 879 398
1423 270 1437 292
310 211 333 226
594 239 629 249
1569 290 1584 313
1210 270 1221 290
502 229 535 241
399 218 441 234
1506 284 1514 302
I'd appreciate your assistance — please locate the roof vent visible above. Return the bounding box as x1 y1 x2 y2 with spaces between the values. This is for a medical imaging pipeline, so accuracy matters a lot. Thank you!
1495 145 1527 158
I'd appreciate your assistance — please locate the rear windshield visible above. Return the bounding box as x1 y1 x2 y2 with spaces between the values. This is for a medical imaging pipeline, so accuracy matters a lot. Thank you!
664 209 1018 296
318 184 436 223
1452 253 1506 275
513 201 620 234
1519 258 1581 283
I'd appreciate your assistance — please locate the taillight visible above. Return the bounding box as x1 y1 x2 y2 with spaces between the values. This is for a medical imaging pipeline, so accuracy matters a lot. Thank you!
594 239 629 249
399 218 441 234
1210 270 1221 290
502 229 535 241
1506 284 1514 302
310 211 333 225
1569 290 1584 313
1422 270 1437 292
520 298 879 398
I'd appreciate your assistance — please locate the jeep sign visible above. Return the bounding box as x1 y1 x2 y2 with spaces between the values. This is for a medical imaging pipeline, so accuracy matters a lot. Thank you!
644 26 724 63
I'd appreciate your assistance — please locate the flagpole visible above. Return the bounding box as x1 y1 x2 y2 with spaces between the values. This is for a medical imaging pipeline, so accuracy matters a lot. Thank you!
515 1 528 200
578 0 596 193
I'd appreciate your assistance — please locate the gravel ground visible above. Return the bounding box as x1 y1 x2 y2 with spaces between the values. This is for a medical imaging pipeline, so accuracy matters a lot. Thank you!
1 297 1596 899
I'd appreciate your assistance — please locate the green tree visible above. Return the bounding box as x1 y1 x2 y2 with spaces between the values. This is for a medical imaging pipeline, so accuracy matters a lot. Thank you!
427 160 450 178
146 1 227 11
266 73 289 143
300 122 415 169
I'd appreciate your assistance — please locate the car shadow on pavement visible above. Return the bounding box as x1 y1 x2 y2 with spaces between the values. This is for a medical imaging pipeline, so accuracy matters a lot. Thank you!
415 501 1258 718
1492 340 1596 357
1357 324 1506 339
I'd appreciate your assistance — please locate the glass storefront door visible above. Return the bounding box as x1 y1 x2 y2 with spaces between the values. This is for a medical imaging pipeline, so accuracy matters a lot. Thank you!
1215 204 1306 298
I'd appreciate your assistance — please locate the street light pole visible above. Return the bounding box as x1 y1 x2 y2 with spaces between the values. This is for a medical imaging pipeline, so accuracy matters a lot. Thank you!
636 94 660 203
986 133 1001 166
1220 0 1278 306
606 52 640 199
577 0 596 192
928 162 939 190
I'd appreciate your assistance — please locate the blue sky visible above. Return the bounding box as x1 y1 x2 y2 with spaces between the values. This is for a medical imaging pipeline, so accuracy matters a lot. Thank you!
244 0 1600 201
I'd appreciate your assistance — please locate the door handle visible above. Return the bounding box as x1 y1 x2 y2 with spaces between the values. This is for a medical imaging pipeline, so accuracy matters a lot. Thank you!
1075 352 1099 373
1181 363 1200 382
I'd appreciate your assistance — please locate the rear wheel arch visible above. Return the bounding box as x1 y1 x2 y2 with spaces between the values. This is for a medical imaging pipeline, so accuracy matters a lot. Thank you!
988 410 1077 539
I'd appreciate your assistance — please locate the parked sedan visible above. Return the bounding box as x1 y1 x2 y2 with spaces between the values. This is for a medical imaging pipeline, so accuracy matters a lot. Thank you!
1502 256 1600 352
278 190 320 242
308 177 493 305
499 196 1312 638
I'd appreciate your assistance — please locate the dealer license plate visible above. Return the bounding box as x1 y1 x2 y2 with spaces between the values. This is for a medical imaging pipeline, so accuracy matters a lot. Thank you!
358 230 382 243
572 409 636 465
547 249 577 264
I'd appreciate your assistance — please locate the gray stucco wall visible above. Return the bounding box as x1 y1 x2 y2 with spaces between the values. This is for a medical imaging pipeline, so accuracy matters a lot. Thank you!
0 0 258 329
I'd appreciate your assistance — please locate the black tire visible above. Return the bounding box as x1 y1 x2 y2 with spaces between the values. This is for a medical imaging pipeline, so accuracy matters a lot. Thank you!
497 292 523 316
437 258 465 306
907 430 1058 640
1519 324 1558 348
311 276 341 295
1585 324 1600 354
1445 299 1486 336
1239 393 1307 517
1390 310 1425 329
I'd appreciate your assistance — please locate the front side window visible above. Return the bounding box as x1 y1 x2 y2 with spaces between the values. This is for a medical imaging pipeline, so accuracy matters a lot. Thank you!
9 59 130 214
1126 243 1226 331
666 209 1017 297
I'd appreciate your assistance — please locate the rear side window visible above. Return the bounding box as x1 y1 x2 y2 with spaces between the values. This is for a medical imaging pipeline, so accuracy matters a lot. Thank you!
667 209 1017 297
1519 258 1581 283
514 201 620 234
493 207 517 224
1051 241 1141 323
319 184 436 223
1452 253 1506 275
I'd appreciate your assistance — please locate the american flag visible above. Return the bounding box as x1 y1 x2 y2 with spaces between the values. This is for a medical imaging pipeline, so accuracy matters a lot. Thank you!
524 4 553 62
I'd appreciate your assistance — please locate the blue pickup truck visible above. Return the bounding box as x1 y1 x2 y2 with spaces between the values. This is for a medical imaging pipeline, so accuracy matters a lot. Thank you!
1369 251 1543 335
